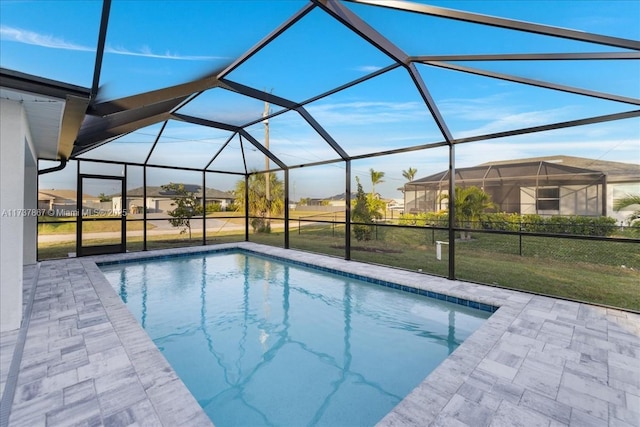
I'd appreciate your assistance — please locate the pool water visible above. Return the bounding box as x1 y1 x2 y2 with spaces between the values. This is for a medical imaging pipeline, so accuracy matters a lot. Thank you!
100 251 490 426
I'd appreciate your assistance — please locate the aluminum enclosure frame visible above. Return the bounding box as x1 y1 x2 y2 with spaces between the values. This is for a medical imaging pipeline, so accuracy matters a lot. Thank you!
25 0 639 280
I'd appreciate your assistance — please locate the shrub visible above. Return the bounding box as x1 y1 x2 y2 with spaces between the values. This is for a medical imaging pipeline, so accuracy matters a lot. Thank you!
402 212 618 237
205 203 223 214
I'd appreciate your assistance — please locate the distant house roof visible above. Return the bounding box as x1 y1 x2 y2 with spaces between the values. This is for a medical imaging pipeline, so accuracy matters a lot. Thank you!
324 192 357 201
123 185 234 200
38 189 97 201
481 156 640 182
407 155 640 187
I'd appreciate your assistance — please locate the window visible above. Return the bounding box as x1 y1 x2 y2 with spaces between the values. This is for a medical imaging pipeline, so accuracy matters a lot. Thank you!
537 187 560 211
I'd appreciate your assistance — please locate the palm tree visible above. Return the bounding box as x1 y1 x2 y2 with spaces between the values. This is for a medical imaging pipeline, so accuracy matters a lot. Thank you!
614 194 640 225
402 167 417 182
402 167 418 212
440 186 495 240
369 168 385 196
234 171 284 232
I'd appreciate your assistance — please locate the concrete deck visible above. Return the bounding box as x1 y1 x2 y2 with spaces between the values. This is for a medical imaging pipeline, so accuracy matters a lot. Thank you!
1 242 638 426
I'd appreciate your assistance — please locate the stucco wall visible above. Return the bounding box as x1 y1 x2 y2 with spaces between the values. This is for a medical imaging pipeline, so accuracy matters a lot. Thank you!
1 99 28 331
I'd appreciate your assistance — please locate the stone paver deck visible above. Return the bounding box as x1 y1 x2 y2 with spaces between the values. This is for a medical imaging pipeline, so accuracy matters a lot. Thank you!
1 242 638 426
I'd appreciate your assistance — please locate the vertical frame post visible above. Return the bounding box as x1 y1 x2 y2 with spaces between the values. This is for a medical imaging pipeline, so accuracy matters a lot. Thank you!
122 164 127 253
76 161 82 257
345 160 351 261
448 144 456 280
284 168 290 249
143 166 147 251
244 174 249 242
202 170 206 246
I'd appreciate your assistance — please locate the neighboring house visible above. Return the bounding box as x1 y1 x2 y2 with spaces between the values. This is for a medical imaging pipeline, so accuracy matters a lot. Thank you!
38 189 103 212
111 185 235 214
403 155 640 223
299 192 397 214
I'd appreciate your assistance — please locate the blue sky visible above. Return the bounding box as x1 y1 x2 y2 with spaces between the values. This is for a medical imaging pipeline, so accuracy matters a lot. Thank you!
2 0 638 199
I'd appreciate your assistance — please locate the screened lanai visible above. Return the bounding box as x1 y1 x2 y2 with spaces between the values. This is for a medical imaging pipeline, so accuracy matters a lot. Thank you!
1 0 639 311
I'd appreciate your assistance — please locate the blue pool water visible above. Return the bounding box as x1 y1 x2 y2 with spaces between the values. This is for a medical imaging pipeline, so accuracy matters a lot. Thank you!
100 251 491 426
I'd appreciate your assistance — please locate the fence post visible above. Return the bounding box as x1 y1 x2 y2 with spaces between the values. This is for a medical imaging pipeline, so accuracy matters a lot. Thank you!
519 221 523 256
298 219 301 235
333 214 336 237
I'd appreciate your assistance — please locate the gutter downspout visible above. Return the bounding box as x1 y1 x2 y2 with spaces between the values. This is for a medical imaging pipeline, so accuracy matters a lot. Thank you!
38 157 68 175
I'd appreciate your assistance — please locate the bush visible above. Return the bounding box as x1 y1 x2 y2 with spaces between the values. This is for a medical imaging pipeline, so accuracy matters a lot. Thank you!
398 212 448 227
206 203 223 214
523 215 616 236
479 212 521 231
251 217 271 233
401 212 618 237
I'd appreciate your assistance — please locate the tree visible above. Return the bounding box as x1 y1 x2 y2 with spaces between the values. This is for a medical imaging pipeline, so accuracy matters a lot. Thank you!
402 167 417 182
98 192 112 202
234 171 284 233
352 176 373 241
402 167 418 212
162 183 203 239
614 194 640 226
369 168 385 196
440 186 495 240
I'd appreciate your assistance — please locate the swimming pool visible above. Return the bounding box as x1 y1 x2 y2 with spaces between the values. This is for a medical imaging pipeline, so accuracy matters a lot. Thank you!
100 250 491 426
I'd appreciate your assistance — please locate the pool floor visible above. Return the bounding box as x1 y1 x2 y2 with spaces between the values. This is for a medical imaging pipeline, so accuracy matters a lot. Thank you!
100 251 490 426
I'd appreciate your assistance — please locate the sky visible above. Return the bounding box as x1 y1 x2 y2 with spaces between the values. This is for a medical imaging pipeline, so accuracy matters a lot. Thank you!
1 0 639 199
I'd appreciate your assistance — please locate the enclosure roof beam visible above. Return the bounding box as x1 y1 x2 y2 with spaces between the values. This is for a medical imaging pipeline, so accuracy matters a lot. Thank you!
406 62 454 142
313 0 408 65
346 0 640 51
90 0 111 99
314 0 454 143
423 61 640 106
453 109 640 145
218 79 350 160
171 112 241 133
205 133 236 170
300 63 402 106
171 113 288 171
217 2 317 79
143 120 168 165
73 98 181 155
296 107 349 160
410 52 640 62
88 75 220 117
218 79 299 109
238 129 287 170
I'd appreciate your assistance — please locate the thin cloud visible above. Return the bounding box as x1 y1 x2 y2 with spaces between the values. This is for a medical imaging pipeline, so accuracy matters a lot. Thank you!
307 100 429 125
455 107 575 138
354 65 384 73
104 45 227 61
1 25 226 61
0 25 93 51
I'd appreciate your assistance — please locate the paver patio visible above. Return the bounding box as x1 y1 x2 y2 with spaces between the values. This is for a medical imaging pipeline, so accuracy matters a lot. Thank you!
1 242 638 426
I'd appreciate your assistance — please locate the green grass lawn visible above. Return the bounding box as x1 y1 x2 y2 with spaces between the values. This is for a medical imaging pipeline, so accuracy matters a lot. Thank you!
38 215 149 233
37 222 639 311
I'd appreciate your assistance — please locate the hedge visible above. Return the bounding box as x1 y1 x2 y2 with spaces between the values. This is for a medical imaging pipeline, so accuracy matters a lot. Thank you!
399 212 618 237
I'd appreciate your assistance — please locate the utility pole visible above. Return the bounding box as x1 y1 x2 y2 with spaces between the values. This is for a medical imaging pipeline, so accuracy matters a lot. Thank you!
263 100 270 224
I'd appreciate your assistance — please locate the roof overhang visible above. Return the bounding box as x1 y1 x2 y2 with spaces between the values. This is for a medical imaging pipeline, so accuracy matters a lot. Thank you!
0 68 91 161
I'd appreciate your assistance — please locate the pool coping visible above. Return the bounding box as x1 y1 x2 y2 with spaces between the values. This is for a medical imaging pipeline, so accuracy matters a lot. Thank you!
2 242 639 426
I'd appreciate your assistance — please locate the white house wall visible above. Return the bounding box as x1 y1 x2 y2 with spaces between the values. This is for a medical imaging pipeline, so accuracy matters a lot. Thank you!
0 98 31 332
521 185 602 217
610 182 640 224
